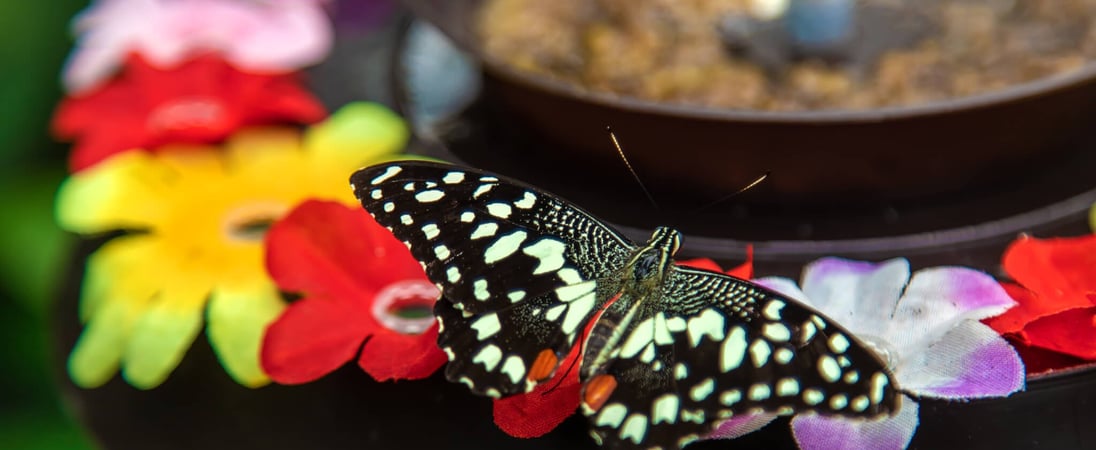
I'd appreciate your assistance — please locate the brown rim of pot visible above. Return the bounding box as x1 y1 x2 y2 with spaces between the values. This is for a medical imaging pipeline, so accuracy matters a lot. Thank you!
478 53 1096 123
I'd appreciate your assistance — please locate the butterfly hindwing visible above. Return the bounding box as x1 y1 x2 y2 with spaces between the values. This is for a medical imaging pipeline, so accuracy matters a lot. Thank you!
584 267 898 449
352 162 633 396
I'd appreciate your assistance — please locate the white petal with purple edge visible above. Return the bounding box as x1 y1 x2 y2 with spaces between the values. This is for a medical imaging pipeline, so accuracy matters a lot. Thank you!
800 258 910 338
897 320 1024 399
886 267 1016 355
707 413 777 440
754 277 811 303
792 395 919 450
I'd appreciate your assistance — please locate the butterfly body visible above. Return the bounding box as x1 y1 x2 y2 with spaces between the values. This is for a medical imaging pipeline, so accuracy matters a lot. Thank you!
351 161 899 450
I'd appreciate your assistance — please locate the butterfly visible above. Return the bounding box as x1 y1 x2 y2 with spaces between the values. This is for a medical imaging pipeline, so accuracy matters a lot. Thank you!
350 161 899 450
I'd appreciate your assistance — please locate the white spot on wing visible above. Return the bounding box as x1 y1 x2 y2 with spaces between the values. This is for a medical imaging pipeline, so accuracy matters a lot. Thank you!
619 414 648 444
470 222 498 240
422 223 440 240
750 339 771 368
473 184 493 199
545 304 565 321
555 280 595 302
818 355 842 382
522 238 566 274
596 403 627 428
560 292 595 335
484 230 528 263
434 244 450 260
442 171 465 184
501 356 526 384
473 345 502 371
370 166 401 185
763 300 785 320
514 192 536 209
651 394 679 425
557 268 583 284
415 190 445 203
686 309 725 347
473 278 489 301
460 211 475 223
720 326 747 372
471 313 500 340
620 318 654 358
689 378 715 401
486 202 512 218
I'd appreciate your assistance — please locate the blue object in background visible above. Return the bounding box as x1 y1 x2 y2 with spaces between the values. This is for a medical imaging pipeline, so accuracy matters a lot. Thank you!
786 0 856 52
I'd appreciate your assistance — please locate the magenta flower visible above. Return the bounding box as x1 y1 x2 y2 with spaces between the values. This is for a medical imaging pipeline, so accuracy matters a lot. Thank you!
752 258 1024 450
63 0 334 93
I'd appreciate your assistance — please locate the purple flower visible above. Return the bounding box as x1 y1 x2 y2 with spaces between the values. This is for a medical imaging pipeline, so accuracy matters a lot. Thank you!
749 257 1024 450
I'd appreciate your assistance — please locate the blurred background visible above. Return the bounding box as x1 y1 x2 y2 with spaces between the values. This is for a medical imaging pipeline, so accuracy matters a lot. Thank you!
0 1 98 449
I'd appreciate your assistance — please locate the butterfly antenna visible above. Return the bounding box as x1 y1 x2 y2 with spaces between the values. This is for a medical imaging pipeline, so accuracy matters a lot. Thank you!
607 127 659 210
692 171 770 212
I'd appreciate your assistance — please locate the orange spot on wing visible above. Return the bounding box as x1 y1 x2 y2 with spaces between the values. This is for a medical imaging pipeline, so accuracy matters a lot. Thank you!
582 374 618 412
528 349 559 382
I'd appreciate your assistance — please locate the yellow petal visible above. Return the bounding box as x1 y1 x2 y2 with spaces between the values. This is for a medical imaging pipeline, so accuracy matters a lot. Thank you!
79 235 164 321
206 282 285 388
68 298 149 388
122 281 209 389
1089 202 1095 232
56 151 173 233
305 102 409 169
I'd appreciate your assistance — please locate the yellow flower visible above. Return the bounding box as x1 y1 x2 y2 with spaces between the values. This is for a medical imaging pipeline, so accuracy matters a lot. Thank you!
57 102 410 389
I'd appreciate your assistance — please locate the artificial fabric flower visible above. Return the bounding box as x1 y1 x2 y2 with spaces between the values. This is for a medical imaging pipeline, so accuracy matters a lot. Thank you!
754 258 1024 450
63 0 333 93
492 252 754 438
985 234 1096 369
54 53 326 172
261 200 446 383
59 102 410 389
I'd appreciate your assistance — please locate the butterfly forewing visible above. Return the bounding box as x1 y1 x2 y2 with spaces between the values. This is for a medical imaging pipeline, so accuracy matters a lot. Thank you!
352 162 633 396
584 267 898 449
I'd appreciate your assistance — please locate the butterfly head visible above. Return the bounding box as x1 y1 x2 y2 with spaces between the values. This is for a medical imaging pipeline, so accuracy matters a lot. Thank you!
628 227 682 288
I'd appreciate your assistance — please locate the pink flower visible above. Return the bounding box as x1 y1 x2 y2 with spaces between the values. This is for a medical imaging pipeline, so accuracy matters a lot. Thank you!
63 0 334 93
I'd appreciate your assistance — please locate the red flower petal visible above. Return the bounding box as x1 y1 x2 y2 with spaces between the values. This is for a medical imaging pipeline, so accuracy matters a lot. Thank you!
726 244 754 280
266 200 425 303
1007 337 1090 376
261 294 370 384
677 245 754 279
54 53 326 172
1021 306 1096 360
984 283 1044 335
1002 234 1096 315
359 323 447 382
264 200 444 383
493 343 583 438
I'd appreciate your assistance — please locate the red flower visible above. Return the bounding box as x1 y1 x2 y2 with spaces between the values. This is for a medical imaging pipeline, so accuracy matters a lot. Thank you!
261 200 446 384
492 248 754 437
53 53 326 172
985 234 1096 372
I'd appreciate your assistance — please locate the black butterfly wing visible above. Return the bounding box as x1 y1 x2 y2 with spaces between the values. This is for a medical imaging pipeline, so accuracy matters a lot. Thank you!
351 161 634 396
584 266 899 449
